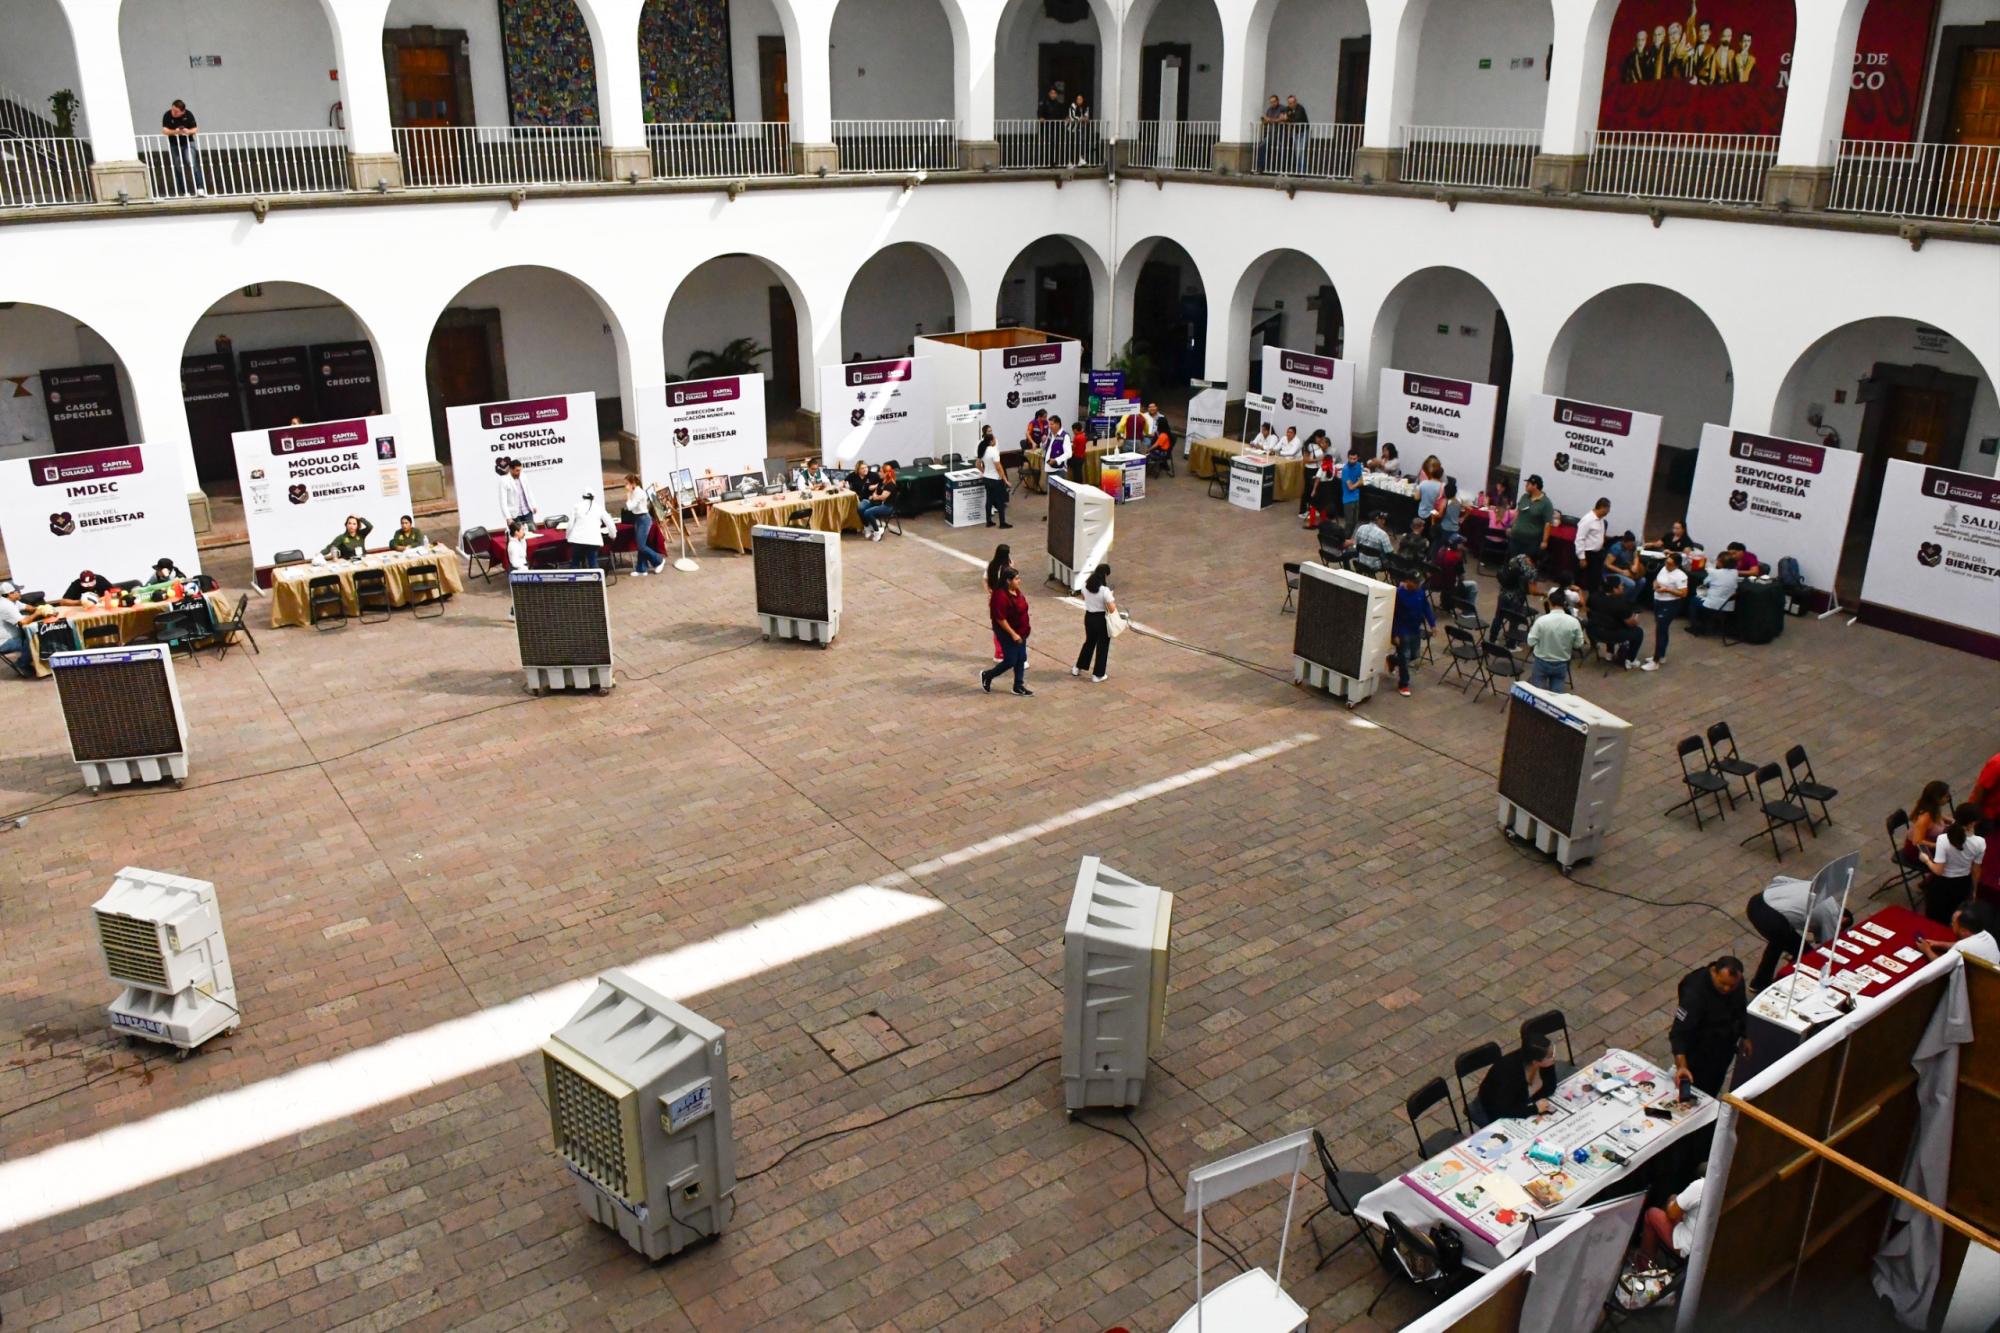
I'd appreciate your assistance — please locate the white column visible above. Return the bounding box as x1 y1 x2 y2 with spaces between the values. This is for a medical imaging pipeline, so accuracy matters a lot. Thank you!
1360 0 1421 152
1539 0 1615 158
1219 0 1271 147
122 335 207 521
1775 0 1866 169
788 4 835 166
957 0 999 143
57 0 149 200
374 329 437 469
580 0 646 149
321 0 392 154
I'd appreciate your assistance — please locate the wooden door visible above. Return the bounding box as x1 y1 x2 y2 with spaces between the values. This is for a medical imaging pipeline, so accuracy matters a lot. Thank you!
395 45 461 127
1949 46 2000 217
766 286 800 408
1337 37 1371 126
1037 42 1097 111
426 315 501 448
759 36 788 124
1882 385 1953 468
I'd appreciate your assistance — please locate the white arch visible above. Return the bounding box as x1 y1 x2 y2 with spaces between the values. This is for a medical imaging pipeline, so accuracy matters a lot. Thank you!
1223 246 1337 399
837 241 975 357
992 232 1114 357
1544 282 1734 452
827 0 969 125
1773 315 2000 462
0 300 145 445
992 0 1121 126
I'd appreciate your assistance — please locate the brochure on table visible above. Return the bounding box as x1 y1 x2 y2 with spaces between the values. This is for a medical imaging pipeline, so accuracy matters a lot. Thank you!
0 443 202 593
1685 426 1861 594
1260 346 1354 452
445 391 600 534
1518 394 1663 530
1858 460 2000 639
650 373 767 482
1377 368 1499 492
819 357 935 468
231 415 408 568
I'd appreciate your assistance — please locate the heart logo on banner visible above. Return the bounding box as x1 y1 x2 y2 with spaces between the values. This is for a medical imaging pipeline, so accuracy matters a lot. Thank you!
849 408 865 428
287 483 309 505
1917 542 1943 568
1554 452 1571 472
1282 393 1294 411
1006 391 1021 409
493 456 512 475
48 512 75 536
1728 489 1749 512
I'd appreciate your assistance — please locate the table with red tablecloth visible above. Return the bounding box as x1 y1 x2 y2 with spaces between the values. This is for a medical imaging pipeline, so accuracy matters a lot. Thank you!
480 520 665 572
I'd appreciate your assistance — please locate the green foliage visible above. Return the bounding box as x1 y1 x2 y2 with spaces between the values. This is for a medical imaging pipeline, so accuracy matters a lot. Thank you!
681 337 770 379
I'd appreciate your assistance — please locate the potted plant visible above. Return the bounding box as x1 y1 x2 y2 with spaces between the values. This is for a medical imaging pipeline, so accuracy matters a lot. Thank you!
47 89 79 138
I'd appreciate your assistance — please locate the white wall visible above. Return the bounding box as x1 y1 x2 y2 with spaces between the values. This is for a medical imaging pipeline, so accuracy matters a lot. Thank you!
1774 318 2000 479
663 256 786 378
840 244 955 359
1545 286 1731 452
1384 267 1499 386
1140 0 1225 121
1263 0 1369 123
452 267 622 402
1253 250 1336 357
0 305 136 458
995 3 1104 120
998 235 1096 326
119 0 340 135
1411 0 1553 128
385 0 511 126
0 0 85 135
828 0 955 120
728 0 788 123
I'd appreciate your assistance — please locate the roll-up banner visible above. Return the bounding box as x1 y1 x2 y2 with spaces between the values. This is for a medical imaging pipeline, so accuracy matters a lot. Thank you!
445 392 600 534
309 341 383 420
231 415 409 567
1377 368 1499 491
982 340 1080 454
1686 426 1862 593
820 357 936 468
0 444 201 593
1518 394 1663 531
1860 462 2000 641
1260 347 1354 452
651 373 767 482
238 347 313 429
180 354 243 482
40 365 130 452
1186 387 1228 455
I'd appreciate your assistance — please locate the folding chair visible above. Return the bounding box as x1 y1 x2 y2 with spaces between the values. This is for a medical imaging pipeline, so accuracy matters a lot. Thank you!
213 594 260 658
1437 624 1485 694
1368 1212 1475 1316
1452 1042 1501 1124
1875 810 1922 907
1705 721 1759 809
1301 1129 1385 1272
80 622 123 649
1282 562 1302 614
786 506 812 529
1520 1010 1576 1080
403 564 446 619
1207 457 1232 499
353 569 393 624
1784 744 1837 832
1666 735 1730 829
1475 641 1524 703
461 527 496 581
1405 1076 1462 1160
307 575 347 630
1741 762 1809 860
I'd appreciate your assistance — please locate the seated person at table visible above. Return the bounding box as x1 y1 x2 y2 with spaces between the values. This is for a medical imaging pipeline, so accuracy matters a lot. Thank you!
151 556 189 585
1603 531 1641 592
791 460 831 491
1688 550 1739 634
387 515 427 550
846 462 875 500
1352 512 1394 574
1917 900 2000 965
323 515 373 559
1588 575 1646 667
1248 422 1277 453
1396 517 1430 563
57 570 109 605
1316 517 1354 566
1471 1036 1558 1126
1723 540 1760 575
1 580 55 672
860 469 898 541
1366 442 1403 477
1645 519 1698 555
506 521 529 618
1640 1176 1707 1266
1272 425 1304 459
1431 533 1469 603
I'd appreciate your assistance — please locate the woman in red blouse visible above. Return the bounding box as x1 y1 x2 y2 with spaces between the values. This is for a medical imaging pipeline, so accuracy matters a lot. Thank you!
979 567 1034 696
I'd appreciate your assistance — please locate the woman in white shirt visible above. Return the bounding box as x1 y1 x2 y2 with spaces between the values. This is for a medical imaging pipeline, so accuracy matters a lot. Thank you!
562 491 618 571
505 521 530 620
1919 803 1988 925
1644 551 1689 671
976 427 1011 529
1071 563 1117 683
621 473 668 576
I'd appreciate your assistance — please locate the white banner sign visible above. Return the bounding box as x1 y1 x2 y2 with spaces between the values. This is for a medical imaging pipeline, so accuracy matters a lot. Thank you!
1860 460 2000 638
1186 387 1228 456
445 391 599 534
0 444 201 593
1519 393 1662 533
820 357 936 467
944 402 985 425
1261 346 1355 452
1687 425 1862 592
1377 368 1499 492
649 374 767 484
982 340 1080 453
232 415 409 568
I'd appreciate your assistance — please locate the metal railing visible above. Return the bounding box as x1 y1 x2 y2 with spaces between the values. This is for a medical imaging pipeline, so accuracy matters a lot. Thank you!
995 118 1106 170
1249 121 1363 179
1829 139 1999 224
0 135 93 207
394 125 602 189
831 119 961 173
1122 120 1221 173
138 129 350 198
646 121 793 179
1584 131 1776 205
1400 125 1540 190
0 83 65 141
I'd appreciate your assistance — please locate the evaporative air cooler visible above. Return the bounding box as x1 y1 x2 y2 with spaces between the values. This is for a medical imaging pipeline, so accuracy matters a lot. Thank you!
751 524 841 645
1291 562 1393 703
542 970 735 1259
50 644 189 790
512 568 614 693
92 867 238 1053
1062 856 1174 1110
1497 682 1632 869
1047 475 1114 592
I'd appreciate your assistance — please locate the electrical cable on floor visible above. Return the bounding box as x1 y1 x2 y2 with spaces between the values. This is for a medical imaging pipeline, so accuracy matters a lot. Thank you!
0 1049 158 1122
1502 829 1741 927
1070 1113 1251 1278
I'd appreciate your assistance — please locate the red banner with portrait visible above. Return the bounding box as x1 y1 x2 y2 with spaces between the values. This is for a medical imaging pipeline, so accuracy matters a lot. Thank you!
1841 1 1939 142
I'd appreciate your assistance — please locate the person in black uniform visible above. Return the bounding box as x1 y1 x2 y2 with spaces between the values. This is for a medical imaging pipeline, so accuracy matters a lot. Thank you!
1670 957 1750 1097
1470 1036 1557 1126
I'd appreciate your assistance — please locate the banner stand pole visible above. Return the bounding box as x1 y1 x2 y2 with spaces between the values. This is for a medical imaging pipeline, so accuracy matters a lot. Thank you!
669 437 699 574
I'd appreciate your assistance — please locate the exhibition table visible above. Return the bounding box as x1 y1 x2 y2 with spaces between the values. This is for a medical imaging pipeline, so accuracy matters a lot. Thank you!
1023 442 1114 492
893 465 950 516
706 490 861 553
269 548 465 628
1359 479 1419 533
1356 1047 1715 1271
1190 438 1305 502
481 520 665 571
26 591 231 676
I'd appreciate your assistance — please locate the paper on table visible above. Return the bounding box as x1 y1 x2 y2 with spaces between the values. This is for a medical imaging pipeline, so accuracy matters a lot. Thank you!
1895 946 1923 963
1479 1172 1536 1212
1874 955 1906 974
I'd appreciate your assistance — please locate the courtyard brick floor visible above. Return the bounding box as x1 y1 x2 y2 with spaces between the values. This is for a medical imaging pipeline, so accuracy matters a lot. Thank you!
2 466 1995 1332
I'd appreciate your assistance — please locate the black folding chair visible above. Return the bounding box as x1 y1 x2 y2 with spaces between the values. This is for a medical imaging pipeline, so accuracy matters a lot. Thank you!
1785 744 1838 832
1282 562 1302 614
1706 721 1760 809
79 622 122 649
1875 810 1922 907
213 594 259 658
1666 735 1730 829
1437 624 1485 694
1741 761 1809 860
1475 641 1524 703
1301 1129 1385 1272
1521 1010 1576 1081
1405 1076 1462 1160
461 527 496 581
1207 457 1232 499
1369 1211 1475 1316
1452 1042 1501 1124
307 575 347 630
353 569 393 624
403 564 446 619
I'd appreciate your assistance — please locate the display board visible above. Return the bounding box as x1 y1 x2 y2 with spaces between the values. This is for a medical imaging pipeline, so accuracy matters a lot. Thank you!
446 392 600 533
1377 368 1500 492
40 364 129 452
1686 426 1861 594
230 415 408 567
1186 387 1227 456
1260 347 1354 451
982 340 1081 453
0 444 202 593
238 347 313 429
309 341 383 420
1859 461 2000 640
1519 393 1663 532
819 357 936 467
650 373 766 483
179 354 243 481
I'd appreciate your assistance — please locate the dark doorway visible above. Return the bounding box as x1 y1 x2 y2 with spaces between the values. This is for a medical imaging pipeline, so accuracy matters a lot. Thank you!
384 28 474 128
1133 257 1204 387
1033 262 1093 367
759 36 789 123
181 354 243 486
1314 284 1344 359
1247 312 1281 393
1336 36 1370 125
1839 361 1979 595
767 286 800 408
1140 44 1192 121
426 308 506 448
1486 307 1514 485
1038 42 1096 109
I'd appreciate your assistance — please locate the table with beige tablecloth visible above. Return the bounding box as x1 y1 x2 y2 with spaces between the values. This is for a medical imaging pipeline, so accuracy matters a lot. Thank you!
1188 437 1306 502
26 592 231 676
1023 442 1115 493
269 548 465 628
705 490 861 553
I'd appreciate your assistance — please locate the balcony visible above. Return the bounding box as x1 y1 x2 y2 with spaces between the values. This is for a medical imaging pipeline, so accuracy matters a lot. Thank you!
1400 126 1540 191
1248 123 1363 181
137 129 350 199
1122 121 1221 175
392 125 602 190
1830 140 1999 225
1584 131 1777 207
831 120 961 175
645 122 793 180
995 119 1106 172
0 135 93 208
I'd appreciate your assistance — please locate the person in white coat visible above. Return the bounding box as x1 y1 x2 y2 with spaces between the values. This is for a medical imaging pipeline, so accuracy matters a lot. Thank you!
563 490 617 571
497 457 537 528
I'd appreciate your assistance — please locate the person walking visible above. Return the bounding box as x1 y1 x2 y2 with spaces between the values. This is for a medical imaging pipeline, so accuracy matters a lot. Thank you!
980 567 1034 696
161 99 206 196
1643 551 1688 670
621 474 668 576
985 543 1011 663
1388 569 1434 697
1073 563 1116 683
976 427 1012 529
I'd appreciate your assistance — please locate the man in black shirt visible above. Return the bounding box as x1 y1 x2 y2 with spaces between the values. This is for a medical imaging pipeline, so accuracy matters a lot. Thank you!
57 570 109 605
1587 574 1645 666
161 99 205 196
1472 1037 1557 1126
1670 957 1749 1097
1282 95 1310 172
